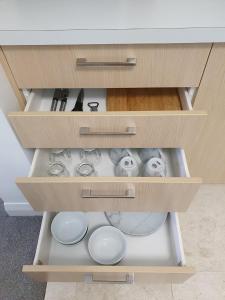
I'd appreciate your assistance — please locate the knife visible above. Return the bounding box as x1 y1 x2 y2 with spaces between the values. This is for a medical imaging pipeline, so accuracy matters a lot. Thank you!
59 89 69 111
72 89 84 111
50 89 62 111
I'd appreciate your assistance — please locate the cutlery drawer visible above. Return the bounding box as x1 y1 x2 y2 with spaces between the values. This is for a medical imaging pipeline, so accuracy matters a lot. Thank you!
16 148 201 212
8 88 207 148
23 212 194 283
3 44 211 88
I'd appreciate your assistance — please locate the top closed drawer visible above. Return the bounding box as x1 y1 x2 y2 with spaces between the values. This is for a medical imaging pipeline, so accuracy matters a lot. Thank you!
2 44 211 88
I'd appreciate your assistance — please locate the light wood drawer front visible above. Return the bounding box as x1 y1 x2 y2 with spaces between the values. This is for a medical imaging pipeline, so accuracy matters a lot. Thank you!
8 88 207 149
9 111 206 149
23 212 194 283
16 149 201 212
9 111 206 148
3 44 211 88
24 265 193 283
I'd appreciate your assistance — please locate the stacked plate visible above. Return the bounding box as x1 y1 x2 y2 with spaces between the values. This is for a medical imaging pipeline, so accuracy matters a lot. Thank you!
105 212 168 236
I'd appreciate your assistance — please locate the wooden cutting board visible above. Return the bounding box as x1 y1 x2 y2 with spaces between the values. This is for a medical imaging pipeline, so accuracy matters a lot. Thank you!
107 88 182 111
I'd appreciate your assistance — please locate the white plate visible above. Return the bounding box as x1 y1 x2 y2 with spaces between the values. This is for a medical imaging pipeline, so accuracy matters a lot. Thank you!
51 212 88 245
88 226 126 265
105 212 168 236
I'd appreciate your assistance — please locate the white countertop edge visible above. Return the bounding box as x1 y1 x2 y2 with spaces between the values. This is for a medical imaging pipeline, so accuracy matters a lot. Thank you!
1 28 225 45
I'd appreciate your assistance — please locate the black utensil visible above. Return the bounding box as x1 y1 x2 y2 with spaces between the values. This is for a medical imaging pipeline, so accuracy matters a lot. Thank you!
59 89 69 111
88 101 99 111
72 89 84 111
50 89 62 111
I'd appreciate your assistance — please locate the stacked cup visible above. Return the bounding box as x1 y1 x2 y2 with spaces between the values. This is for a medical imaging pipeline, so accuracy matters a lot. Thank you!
139 148 166 177
110 149 139 177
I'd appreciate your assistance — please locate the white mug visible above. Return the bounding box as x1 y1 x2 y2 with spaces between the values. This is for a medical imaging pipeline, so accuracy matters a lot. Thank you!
109 148 132 165
115 156 139 177
139 148 162 163
143 157 166 177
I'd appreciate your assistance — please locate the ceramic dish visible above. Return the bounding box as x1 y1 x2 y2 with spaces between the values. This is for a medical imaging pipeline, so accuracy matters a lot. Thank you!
138 148 164 163
51 212 88 245
143 157 166 177
105 212 168 236
109 148 132 165
88 226 126 265
115 156 139 177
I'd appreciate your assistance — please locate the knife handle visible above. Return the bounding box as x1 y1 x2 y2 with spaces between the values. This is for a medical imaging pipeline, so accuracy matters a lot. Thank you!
50 99 58 111
59 100 67 111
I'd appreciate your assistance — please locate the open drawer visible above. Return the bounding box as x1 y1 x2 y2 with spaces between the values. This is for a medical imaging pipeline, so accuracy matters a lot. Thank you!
23 212 194 283
8 88 207 148
16 148 201 212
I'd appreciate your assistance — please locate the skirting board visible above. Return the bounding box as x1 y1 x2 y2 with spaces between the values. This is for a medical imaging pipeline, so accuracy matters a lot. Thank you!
4 202 42 216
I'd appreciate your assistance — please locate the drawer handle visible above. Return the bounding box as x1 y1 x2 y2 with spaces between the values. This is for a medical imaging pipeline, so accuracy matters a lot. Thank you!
80 126 136 136
81 187 135 198
76 57 136 67
85 273 134 284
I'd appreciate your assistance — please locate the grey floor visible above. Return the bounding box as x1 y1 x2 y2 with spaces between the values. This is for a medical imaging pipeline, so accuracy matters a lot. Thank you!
0 200 46 300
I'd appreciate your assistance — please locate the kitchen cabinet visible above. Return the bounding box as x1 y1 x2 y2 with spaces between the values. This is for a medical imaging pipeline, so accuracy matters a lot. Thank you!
1 3 225 282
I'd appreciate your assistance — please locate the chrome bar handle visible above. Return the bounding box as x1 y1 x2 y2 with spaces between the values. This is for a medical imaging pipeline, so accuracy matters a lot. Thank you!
80 126 136 136
76 57 136 67
81 187 135 198
85 273 134 284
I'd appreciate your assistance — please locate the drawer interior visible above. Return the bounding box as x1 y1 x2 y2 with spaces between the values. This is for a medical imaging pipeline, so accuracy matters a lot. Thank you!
29 148 190 178
24 88 195 112
34 212 185 267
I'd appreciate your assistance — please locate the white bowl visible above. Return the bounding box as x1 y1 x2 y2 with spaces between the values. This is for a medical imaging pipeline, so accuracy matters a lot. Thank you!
88 226 126 265
51 212 88 245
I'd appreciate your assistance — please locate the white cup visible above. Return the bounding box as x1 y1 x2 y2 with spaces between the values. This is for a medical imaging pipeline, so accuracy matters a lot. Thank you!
109 148 132 165
143 157 166 177
115 156 139 177
139 148 162 163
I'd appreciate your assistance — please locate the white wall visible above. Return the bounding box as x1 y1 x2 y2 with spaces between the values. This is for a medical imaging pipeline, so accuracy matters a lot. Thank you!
0 64 36 215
